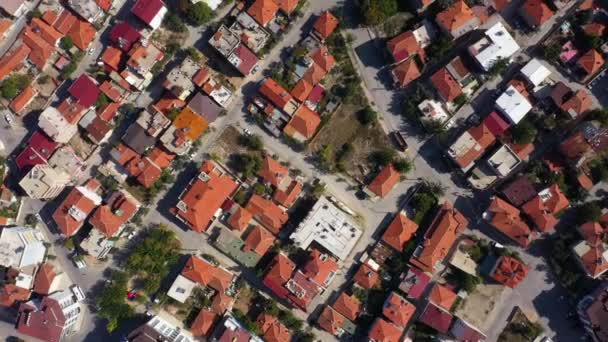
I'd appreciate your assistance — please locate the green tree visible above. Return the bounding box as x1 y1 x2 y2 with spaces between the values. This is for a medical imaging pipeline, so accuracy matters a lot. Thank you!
187 2 214 26
357 0 398 26
25 214 38 227
97 271 134 332
411 192 437 223
590 108 608 127
96 93 109 109
60 62 77 80
578 202 602 223
239 134 264 151
453 94 468 107
543 43 562 62
164 12 187 32
370 148 396 166
63 238 75 250
510 120 537 145
392 158 412 174
186 47 202 62
0 74 30 99
317 144 334 171
488 58 509 77
232 154 262 178
357 106 378 125
60 36 74 50
312 180 326 198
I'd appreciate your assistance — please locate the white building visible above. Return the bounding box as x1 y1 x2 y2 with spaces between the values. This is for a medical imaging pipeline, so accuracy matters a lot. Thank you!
468 22 520 71
0 0 28 18
486 144 522 177
520 58 552 88
19 164 71 200
167 274 196 303
290 196 362 260
418 99 450 124
38 107 78 144
0 226 46 269
495 85 532 124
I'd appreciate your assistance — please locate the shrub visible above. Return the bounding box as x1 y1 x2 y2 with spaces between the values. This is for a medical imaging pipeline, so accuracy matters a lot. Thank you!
370 148 396 166
164 12 187 32
510 119 537 145
357 106 378 125
60 36 74 50
187 2 214 26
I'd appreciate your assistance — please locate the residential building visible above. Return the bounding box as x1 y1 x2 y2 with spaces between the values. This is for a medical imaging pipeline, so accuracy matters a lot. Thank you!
368 318 403 342
486 143 522 177
522 184 569 233
190 309 218 338
495 85 532 125
259 78 299 115
135 109 170 138
392 58 421 88
399 267 431 300
520 0 554 28
285 270 320 310
435 0 480 39
578 49 605 79
468 22 519 71
131 0 167 30
109 21 142 52
290 196 362 260
387 30 425 64
229 43 259 76
121 123 156 155
127 311 194 342
208 24 259 75
0 226 46 269
490 256 529 288
174 160 238 232
68 0 103 23
245 194 288 235
47 146 86 180
33 263 63 296
283 105 321 142
160 107 209 155
89 190 140 238
409 201 468 273
0 0 27 17
502 175 538 207
124 41 164 90
242 225 275 256
551 82 593 119
52 180 102 237
447 123 496 172
213 315 264 342
418 99 450 124
428 283 457 311
354 260 380 289
247 0 279 27
451 318 487 341
383 292 415 328
318 305 350 337
257 313 291 342
67 18 97 50
15 131 58 171
263 253 296 299
167 255 235 303
418 302 453 334
17 290 81 342
164 57 199 100
9 86 36 114
577 281 608 342
0 44 31 81
301 248 338 288
19 165 71 200
312 11 339 42
227 205 253 232
520 58 552 89
68 74 100 109
200 77 233 108
431 67 463 103
368 164 401 198
381 211 419 252
572 221 608 279
484 196 535 248
332 292 362 322
229 12 270 53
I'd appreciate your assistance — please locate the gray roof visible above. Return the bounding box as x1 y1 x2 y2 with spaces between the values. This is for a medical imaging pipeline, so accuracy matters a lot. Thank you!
121 123 156 155
187 92 222 123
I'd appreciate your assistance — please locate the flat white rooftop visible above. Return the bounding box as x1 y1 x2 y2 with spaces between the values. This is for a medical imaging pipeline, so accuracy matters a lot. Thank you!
470 22 520 71
520 58 551 87
495 85 532 124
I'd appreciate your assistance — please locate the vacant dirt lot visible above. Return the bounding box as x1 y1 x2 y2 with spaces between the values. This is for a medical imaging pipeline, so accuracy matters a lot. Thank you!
455 283 506 332
208 125 250 162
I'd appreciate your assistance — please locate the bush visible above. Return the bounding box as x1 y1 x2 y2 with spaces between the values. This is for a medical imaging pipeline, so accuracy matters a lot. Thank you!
488 58 509 77
60 62 77 80
577 202 602 223
357 0 398 26
25 214 38 227
239 134 264 151
370 148 396 166
186 47 202 62
357 106 378 125
60 36 74 50
187 2 214 26
164 12 187 32
96 93 109 109
393 158 412 174
510 119 537 145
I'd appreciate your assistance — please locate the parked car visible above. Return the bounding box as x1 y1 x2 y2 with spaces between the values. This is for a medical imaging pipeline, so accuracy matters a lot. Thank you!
391 131 408 152
4 113 13 124
73 255 87 269
70 284 86 302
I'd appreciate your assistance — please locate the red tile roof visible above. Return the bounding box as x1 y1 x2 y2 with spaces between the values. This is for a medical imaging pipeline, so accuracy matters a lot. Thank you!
302 62 328 85
368 318 403 342
259 78 293 109
52 186 100 236
9 86 36 114
30 18 62 46
332 292 361 321
382 211 419 251
318 305 345 336
210 292 233 315
392 58 421 87
101 46 123 71
109 21 141 52
559 131 591 161
0 284 30 307
354 263 379 289
419 303 454 334
486 197 535 248
387 31 423 63
68 74 100 108
33 264 55 295
232 43 259 75
245 194 288 234
259 156 289 187
428 283 457 311
283 105 321 140
257 313 291 342
147 147 174 169
191 309 218 337
15 131 58 170
175 160 238 232
96 0 113 11
302 248 338 287
402 267 431 299
228 205 252 231
561 89 593 117
482 111 511 136
383 292 415 327
263 253 295 298
0 44 31 81
182 256 235 293
53 10 77 34
579 244 608 278
578 49 605 76
41 10 58 26
579 221 605 246
453 123 496 169
89 191 139 237
17 295 69 341
310 46 336 73
243 225 275 256
247 0 279 26
313 11 339 41
431 67 463 102
277 0 298 14
67 19 96 50
436 0 477 35
409 201 468 273
522 0 554 26
131 0 165 26
491 256 529 288
22 27 54 70
522 184 569 233
291 78 313 102
99 81 124 103
368 164 401 198
584 22 607 36
273 180 302 208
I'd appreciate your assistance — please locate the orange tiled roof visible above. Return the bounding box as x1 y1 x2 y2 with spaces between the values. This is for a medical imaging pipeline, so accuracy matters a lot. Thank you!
561 89 593 117
409 201 468 273
368 164 400 198
99 81 123 102
302 62 328 86
243 225 275 256
52 186 99 236
579 221 605 246
283 105 321 140
259 78 293 110
522 184 569 233
147 146 174 169
428 283 457 311
210 292 233 315
273 180 302 208
368 318 403 342
431 67 463 102
228 205 253 231
259 156 289 187
258 313 291 342
101 46 123 71
182 256 235 293
176 160 238 232
302 248 338 287
154 96 185 116
192 67 210 87
9 86 36 114
89 191 139 237
584 22 607 37
487 197 535 248
318 305 345 336
42 10 58 26
53 10 77 34
0 284 30 307
453 123 496 169
33 263 55 295
522 0 554 26
190 309 218 337
23 27 54 70
67 19 96 51
559 131 591 161
392 59 421 87
387 31 424 63
383 292 415 327
277 0 298 14
97 101 121 122
247 0 279 26
354 263 379 289
264 253 295 287
491 256 529 288
290 78 313 102
578 49 605 76
332 292 361 321
135 157 162 188
311 46 336 73
0 44 31 80
245 194 288 235
580 245 608 278
30 18 63 46
382 211 418 251
436 0 477 33
313 11 339 41
0 19 11 37
173 107 208 141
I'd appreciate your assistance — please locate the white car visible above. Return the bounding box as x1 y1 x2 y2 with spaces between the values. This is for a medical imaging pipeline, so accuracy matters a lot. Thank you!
70 285 86 302
243 128 252 136
87 47 95 55
251 65 260 74
73 256 87 269
4 113 13 124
